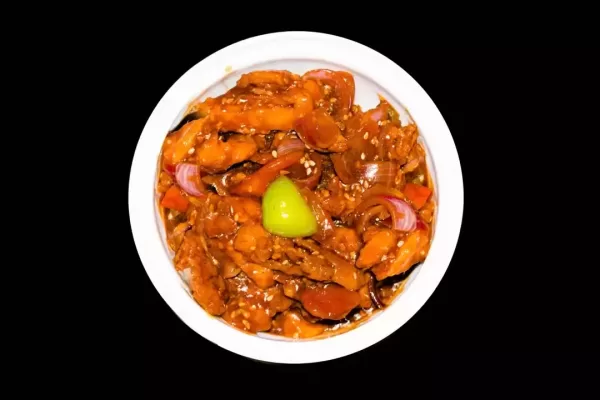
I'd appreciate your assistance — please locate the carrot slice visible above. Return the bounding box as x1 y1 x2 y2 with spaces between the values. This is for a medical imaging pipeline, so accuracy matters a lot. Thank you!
160 185 189 212
403 183 432 210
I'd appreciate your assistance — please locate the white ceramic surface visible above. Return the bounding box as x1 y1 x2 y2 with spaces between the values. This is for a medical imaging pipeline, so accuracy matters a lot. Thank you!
129 31 463 364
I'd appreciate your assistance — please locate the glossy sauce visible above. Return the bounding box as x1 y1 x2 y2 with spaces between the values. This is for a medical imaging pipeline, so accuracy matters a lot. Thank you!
155 69 436 339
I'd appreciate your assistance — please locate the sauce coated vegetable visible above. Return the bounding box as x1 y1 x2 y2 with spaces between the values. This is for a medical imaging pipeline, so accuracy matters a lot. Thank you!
156 69 436 339
262 176 318 238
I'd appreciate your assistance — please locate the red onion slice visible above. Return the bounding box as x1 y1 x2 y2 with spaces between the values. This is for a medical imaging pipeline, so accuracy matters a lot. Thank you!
302 69 355 113
369 107 386 122
357 162 399 186
380 195 417 232
353 194 417 233
276 138 305 156
175 163 204 197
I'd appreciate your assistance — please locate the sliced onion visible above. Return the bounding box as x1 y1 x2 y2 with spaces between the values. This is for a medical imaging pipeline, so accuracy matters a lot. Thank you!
353 195 416 233
293 108 341 151
362 184 406 201
299 187 334 242
368 107 386 122
293 153 323 190
382 195 417 231
175 163 204 197
330 153 355 184
356 205 388 235
358 162 399 186
364 101 390 125
277 138 305 156
302 69 355 114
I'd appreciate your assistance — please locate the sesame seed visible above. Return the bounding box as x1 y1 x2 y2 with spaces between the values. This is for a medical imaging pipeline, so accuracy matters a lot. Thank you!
188 147 195 154
229 240 233 245
312 251 319 255
397 240 405 247
363 132 369 140
304 161 310 168
343 114 349 120
377 120 383 126
293 332 300 339
308 160 316 167
388 152 392 159
167 213 173 220
360 153 366 160
300 157 306 164
234 213 239 221
272 150 278 158
239 301 246 307
381 255 388 261
363 180 369 188
350 252 356 259
344 193 351 200
306 167 312 175
250 246 256 251
250 305 256 310
282 260 289 265
242 311 251 319
250 128 256 133
305 144 310 149
242 320 251 329
385 135 390 139
266 294 274 301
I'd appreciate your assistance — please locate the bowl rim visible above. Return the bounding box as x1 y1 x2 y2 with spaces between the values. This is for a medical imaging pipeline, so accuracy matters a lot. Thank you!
129 31 463 364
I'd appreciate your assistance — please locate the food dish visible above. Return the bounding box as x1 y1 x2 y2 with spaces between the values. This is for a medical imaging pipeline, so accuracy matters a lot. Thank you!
156 69 435 339
130 31 463 363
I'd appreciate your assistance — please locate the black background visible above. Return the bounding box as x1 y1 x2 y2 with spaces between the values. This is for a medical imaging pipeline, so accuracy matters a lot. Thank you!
115 34 597 392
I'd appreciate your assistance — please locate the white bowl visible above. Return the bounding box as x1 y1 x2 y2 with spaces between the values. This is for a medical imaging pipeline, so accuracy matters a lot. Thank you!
129 31 463 364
